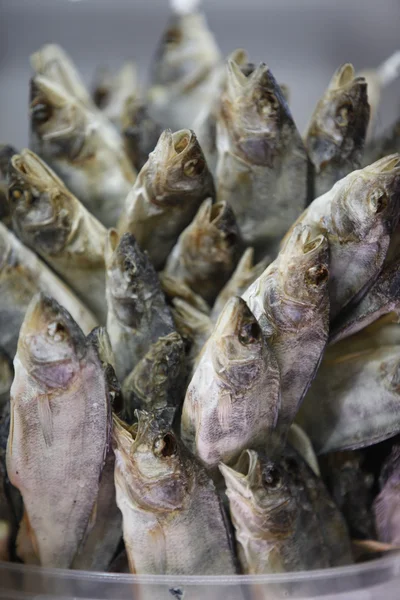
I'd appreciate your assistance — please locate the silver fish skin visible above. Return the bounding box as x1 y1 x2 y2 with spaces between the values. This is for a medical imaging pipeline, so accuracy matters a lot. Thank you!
0 145 17 227
0 223 97 358
105 230 175 383
305 64 370 198
164 198 242 305
9 149 107 322
118 129 215 270
216 61 309 256
219 448 353 574
243 225 330 439
122 332 187 422
160 273 210 314
112 409 237 576
72 327 122 572
0 351 15 541
29 76 136 228
6 294 111 568
148 5 221 131
181 296 281 471
330 259 400 343
284 154 400 320
92 62 138 127
171 297 213 365
319 450 376 540
122 95 163 172
374 442 400 544
296 319 400 454
211 247 270 322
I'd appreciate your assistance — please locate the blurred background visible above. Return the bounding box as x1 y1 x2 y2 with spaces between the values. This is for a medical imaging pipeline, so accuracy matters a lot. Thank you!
0 0 399 148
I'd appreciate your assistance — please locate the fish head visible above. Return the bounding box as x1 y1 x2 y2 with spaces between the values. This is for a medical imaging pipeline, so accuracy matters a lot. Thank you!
332 154 400 242
146 129 214 202
152 10 220 86
105 231 159 328
9 150 75 254
113 409 192 513
29 76 86 160
210 296 265 389
306 64 369 171
219 449 297 538
18 293 87 389
182 199 241 271
223 62 289 165
276 225 329 322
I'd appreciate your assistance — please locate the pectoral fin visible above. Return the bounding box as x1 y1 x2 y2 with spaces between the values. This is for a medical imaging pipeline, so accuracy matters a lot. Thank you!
37 393 53 447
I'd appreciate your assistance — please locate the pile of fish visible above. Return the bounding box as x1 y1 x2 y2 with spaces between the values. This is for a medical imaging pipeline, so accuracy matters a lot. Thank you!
2 0 400 585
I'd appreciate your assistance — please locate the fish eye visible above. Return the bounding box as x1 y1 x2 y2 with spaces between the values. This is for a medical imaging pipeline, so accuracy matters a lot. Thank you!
47 321 67 342
239 320 261 345
9 187 24 202
153 433 177 458
262 466 282 490
163 26 182 46
183 158 205 177
123 258 137 280
336 103 353 127
31 102 53 125
305 265 329 287
157 360 169 377
369 189 388 214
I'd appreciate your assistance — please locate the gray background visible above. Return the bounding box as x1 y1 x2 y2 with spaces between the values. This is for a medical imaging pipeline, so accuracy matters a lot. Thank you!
0 0 399 148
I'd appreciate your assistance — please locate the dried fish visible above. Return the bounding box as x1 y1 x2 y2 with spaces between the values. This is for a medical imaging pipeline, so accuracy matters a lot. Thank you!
92 62 138 127
296 319 400 453
181 296 280 470
164 199 242 305
9 149 107 322
148 0 221 130
0 222 97 358
243 225 330 440
118 129 215 270
220 447 353 573
171 298 213 364
0 145 17 226
330 259 400 343
6 294 111 567
122 332 187 422
363 117 400 167
112 409 237 575
358 51 400 141
319 450 376 540
160 273 210 314
105 230 175 383
72 327 122 572
122 95 163 172
374 442 400 544
29 76 135 227
305 64 370 198
285 154 400 319
216 60 309 256
211 247 269 321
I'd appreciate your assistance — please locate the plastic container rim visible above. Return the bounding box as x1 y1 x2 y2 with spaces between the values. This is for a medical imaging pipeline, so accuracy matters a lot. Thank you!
1 552 400 586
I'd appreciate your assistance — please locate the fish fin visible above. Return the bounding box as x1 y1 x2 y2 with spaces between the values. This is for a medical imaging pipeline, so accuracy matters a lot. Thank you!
37 393 53 447
16 509 40 565
147 521 167 573
217 391 233 433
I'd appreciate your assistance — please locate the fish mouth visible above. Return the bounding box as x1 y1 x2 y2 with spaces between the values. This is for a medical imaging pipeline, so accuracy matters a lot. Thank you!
11 149 63 191
219 449 260 495
172 129 193 155
367 154 400 174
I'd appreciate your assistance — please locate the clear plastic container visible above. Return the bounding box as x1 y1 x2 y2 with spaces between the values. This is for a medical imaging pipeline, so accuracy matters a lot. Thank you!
1 0 400 598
